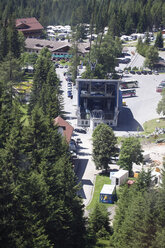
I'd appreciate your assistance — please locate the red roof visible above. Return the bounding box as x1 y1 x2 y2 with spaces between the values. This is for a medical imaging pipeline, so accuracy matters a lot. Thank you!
16 17 44 32
54 116 74 143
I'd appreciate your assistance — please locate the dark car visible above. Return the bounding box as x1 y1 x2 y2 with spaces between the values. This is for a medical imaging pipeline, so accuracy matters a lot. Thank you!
136 71 141 75
74 128 86 134
148 71 152 75
130 70 135 74
124 58 131 63
67 91 72 98
141 70 147 75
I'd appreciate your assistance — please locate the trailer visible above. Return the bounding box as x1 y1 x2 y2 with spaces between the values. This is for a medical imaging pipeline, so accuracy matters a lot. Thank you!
111 169 128 186
100 184 116 204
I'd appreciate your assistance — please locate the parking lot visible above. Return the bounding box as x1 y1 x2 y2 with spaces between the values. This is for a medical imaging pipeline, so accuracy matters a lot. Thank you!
117 72 164 132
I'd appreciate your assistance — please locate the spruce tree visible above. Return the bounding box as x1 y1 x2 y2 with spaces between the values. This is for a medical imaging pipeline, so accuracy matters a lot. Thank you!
87 203 112 246
23 106 50 171
28 48 61 118
42 155 86 248
12 171 53 248
8 17 21 58
155 31 164 49
0 23 8 60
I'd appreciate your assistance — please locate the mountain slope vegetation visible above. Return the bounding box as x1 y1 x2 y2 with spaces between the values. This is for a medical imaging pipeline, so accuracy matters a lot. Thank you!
0 0 165 35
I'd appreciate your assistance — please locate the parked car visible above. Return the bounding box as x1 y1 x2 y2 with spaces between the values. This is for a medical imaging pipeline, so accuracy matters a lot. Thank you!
76 138 82 143
55 63 59 68
154 71 159 75
141 70 147 75
67 91 73 98
124 58 131 63
130 70 135 74
74 128 86 134
156 82 165 92
136 71 141 75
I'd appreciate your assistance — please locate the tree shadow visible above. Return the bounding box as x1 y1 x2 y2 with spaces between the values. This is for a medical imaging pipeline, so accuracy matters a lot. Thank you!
77 145 88 150
114 106 143 132
76 158 90 199
76 158 89 180
78 151 92 156
78 179 93 199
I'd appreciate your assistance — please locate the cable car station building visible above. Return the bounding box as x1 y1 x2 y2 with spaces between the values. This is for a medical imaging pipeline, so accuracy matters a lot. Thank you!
76 79 121 130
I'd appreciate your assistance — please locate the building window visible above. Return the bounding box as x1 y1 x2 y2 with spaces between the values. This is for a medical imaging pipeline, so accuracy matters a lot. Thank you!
82 120 84 125
85 121 88 125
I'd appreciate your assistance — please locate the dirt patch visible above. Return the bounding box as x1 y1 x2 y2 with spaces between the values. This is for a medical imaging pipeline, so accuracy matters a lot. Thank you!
142 143 165 168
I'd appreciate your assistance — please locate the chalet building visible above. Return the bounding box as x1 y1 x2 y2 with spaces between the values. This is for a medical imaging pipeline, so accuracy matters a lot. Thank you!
76 79 122 130
16 17 44 38
25 38 90 59
54 116 74 143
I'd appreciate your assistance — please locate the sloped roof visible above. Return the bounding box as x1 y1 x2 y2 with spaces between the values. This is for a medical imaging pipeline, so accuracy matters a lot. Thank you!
54 116 74 143
25 38 90 54
25 38 71 52
16 17 44 32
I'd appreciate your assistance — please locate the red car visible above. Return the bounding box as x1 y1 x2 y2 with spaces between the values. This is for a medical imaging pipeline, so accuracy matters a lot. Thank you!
156 81 165 92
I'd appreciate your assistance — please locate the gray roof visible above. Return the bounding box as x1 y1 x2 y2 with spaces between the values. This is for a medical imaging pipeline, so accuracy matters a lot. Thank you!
25 38 71 52
25 38 90 54
100 184 116 195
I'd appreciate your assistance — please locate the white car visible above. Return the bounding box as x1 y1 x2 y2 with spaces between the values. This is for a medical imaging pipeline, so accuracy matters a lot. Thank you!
154 71 159 75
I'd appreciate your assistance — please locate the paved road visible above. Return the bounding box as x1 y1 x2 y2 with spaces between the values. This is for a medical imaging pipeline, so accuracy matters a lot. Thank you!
56 68 97 209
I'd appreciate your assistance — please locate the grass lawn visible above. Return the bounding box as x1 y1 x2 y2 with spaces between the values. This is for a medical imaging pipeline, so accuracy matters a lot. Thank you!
124 41 138 47
117 118 165 144
143 118 165 133
87 173 112 211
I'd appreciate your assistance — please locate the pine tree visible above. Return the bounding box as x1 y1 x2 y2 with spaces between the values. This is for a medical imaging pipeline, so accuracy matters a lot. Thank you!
87 203 112 246
112 185 157 248
155 31 164 48
12 171 53 248
42 155 86 248
152 160 165 247
8 16 21 58
28 48 60 118
23 106 50 171
0 23 8 60
1 100 23 180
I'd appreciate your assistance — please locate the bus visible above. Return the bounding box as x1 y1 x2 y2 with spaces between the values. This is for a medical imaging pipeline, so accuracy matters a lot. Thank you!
120 79 139 89
121 89 136 98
